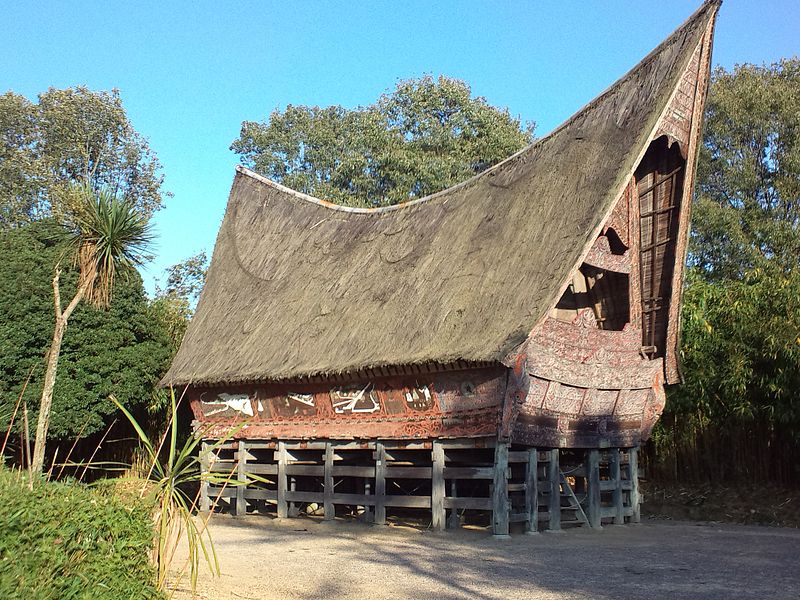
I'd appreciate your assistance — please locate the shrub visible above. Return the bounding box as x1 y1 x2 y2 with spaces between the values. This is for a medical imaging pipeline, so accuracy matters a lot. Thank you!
0 469 160 599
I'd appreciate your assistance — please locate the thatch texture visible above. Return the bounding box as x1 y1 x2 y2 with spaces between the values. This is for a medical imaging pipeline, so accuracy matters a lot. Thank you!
162 2 719 387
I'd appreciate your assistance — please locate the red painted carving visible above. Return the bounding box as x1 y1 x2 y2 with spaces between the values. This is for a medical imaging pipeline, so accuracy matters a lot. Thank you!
584 235 631 273
605 185 632 248
189 367 505 441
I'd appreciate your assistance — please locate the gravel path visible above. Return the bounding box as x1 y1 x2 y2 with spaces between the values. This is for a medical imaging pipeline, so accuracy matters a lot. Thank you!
170 516 800 599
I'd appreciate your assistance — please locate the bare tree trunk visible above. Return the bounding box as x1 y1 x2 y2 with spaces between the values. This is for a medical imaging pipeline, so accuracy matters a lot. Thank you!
31 269 87 475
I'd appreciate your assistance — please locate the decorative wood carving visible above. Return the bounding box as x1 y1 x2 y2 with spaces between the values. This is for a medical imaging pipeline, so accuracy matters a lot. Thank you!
189 367 506 440
584 235 631 274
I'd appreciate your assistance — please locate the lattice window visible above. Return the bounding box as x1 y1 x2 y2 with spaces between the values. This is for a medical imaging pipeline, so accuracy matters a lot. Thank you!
636 137 685 358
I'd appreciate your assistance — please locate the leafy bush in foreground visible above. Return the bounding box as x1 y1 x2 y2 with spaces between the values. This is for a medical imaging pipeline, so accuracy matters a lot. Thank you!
0 469 160 599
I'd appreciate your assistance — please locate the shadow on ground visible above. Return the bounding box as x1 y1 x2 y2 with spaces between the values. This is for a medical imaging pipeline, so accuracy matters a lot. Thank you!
170 514 800 600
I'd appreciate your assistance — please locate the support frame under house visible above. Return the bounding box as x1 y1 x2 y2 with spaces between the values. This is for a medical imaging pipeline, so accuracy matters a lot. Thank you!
199 438 641 535
161 2 720 535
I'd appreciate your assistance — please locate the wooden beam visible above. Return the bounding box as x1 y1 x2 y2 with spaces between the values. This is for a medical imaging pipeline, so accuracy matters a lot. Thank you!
199 441 210 513
629 447 641 523
442 466 494 479
288 475 299 517
374 442 386 525
492 442 509 537
234 440 248 516
431 440 445 531
447 480 460 529
586 449 601 529
383 495 430 509
525 448 538 534
324 442 334 520
276 441 288 518
547 449 561 532
610 448 624 525
443 497 492 511
384 466 432 479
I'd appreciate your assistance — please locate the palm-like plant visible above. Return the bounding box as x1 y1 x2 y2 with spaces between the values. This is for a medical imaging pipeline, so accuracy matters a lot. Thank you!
111 391 248 594
31 183 153 474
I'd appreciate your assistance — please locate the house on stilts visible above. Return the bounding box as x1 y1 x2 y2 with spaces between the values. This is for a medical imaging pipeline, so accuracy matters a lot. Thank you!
162 1 720 535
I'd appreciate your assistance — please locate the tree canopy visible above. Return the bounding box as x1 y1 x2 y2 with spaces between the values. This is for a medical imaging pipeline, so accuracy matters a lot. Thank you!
0 220 173 440
0 87 165 228
655 59 800 484
691 58 800 279
231 75 534 207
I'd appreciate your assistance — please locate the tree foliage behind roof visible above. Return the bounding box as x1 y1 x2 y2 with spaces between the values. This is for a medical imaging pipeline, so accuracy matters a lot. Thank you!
231 75 535 207
692 58 800 279
0 86 165 228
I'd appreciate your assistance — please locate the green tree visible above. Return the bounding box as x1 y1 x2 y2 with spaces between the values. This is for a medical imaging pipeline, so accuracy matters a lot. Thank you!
0 87 165 228
31 184 155 473
654 59 800 484
231 75 534 207
0 221 172 445
151 251 209 352
691 58 800 278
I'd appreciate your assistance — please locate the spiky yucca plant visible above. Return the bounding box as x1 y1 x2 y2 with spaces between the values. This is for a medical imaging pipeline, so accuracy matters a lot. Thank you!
31 183 153 474
111 390 246 594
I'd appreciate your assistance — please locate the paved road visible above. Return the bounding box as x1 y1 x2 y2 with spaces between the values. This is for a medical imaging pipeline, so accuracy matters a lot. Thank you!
171 516 800 599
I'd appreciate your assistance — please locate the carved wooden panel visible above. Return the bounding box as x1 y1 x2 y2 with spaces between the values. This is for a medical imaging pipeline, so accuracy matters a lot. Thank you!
189 367 506 440
584 235 631 274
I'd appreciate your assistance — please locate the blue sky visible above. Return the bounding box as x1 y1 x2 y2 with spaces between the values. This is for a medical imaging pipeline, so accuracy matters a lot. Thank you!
2 1 797 294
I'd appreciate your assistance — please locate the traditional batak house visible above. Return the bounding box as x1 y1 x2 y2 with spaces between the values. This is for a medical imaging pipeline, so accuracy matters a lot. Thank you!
162 1 720 535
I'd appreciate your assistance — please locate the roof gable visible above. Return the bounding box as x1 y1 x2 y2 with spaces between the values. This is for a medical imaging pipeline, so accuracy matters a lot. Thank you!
162 2 720 387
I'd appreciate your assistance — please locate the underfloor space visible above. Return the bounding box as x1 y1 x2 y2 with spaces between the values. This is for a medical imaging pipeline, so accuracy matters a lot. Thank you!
168 516 800 600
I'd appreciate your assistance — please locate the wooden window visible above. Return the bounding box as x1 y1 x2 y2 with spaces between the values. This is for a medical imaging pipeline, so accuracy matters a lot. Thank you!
636 137 685 358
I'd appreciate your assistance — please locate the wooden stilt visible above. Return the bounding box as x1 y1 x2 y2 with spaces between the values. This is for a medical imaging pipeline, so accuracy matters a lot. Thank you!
363 478 372 520
447 480 461 529
234 440 248 516
288 476 299 517
374 442 386 525
492 442 509 537
629 447 641 523
547 449 561 532
199 441 210 513
610 448 624 525
324 442 334 520
277 441 288 518
525 448 538 534
431 440 445 531
586 449 601 529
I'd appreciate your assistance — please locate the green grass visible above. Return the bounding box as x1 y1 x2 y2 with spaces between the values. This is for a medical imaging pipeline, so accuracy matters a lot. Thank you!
0 468 161 599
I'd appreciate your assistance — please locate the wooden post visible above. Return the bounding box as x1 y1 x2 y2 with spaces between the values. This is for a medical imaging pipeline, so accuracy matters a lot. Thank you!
492 442 509 537
586 449 601 529
610 448 624 525
235 440 248 516
547 449 561 532
288 476 299 517
277 441 288 518
199 441 210 513
629 447 641 523
374 442 386 525
525 448 539 534
431 440 445 531
362 478 372 521
324 441 334 520
447 480 460 529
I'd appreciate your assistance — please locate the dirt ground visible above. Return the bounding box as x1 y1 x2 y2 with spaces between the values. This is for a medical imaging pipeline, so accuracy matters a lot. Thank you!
169 515 800 600
641 481 800 527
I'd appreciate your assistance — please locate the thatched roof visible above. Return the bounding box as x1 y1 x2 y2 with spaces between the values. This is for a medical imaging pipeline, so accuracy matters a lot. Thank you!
162 1 719 387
